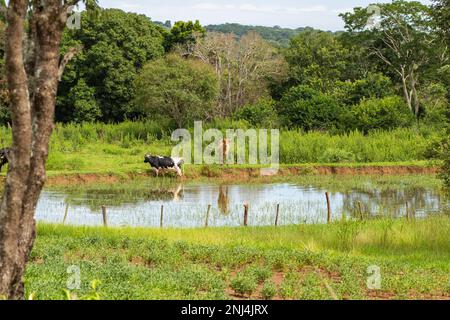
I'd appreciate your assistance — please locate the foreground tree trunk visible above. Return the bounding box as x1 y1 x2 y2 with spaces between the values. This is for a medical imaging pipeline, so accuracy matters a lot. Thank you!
0 0 79 300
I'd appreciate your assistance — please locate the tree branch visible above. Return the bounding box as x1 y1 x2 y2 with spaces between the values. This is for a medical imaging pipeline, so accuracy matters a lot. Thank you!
58 44 83 81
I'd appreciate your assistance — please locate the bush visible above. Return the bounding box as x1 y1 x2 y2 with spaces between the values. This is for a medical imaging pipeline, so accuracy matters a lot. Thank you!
234 98 278 127
134 54 219 128
420 83 448 128
278 85 344 131
319 148 355 163
332 72 394 106
230 274 257 297
261 281 277 300
64 79 101 123
346 96 414 133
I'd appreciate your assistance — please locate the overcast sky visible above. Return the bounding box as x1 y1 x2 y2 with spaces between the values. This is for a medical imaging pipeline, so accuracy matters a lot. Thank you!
97 0 433 31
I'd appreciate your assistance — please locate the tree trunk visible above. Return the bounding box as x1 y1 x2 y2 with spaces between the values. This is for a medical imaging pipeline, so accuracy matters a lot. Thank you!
0 0 74 300
409 69 420 117
400 67 413 113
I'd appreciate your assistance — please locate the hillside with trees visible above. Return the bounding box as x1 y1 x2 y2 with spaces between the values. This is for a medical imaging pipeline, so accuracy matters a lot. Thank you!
205 23 325 47
0 1 446 134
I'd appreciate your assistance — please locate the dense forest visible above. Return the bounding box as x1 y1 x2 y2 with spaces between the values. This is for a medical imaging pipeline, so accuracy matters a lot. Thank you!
205 23 323 47
0 0 448 137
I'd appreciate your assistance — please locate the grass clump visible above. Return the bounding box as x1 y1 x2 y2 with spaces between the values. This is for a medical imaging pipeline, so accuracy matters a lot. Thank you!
261 281 277 300
230 274 258 297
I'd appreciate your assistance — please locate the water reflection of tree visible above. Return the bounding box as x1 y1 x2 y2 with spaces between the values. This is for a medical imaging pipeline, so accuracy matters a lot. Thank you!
218 185 230 215
60 182 184 210
342 187 442 218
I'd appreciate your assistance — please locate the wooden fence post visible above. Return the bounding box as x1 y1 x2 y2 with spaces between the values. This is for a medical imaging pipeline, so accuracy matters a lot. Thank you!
325 192 332 224
160 205 164 228
358 201 363 220
275 204 280 227
101 206 108 227
63 203 69 225
244 204 249 227
406 202 409 221
205 204 211 228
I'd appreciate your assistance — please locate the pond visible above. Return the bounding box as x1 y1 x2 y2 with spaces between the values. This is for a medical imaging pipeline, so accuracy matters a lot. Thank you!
35 175 447 228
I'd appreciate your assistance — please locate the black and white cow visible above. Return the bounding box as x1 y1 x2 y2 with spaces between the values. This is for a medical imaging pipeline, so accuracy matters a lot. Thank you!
0 148 11 172
144 154 184 177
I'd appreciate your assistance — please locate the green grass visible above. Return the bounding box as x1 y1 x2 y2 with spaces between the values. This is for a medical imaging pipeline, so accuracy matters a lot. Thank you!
0 122 442 178
26 216 450 300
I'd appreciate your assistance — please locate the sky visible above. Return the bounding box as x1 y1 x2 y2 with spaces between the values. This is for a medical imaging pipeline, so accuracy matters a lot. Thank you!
97 0 433 31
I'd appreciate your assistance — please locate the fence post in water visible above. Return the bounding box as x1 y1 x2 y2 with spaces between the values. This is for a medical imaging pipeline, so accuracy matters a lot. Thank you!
205 204 211 228
160 205 164 228
63 203 69 225
358 201 363 220
244 204 249 227
101 206 108 227
325 193 332 224
275 204 280 227
406 202 409 221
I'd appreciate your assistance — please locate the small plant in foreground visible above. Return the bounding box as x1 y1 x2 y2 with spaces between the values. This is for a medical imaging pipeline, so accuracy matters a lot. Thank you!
249 266 272 283
230 275 257 297
63 279 102 300
261 281 277 300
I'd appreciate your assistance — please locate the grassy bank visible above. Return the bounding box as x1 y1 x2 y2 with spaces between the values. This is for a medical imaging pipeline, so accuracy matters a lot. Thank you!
26 216 450 300
0 122 442 177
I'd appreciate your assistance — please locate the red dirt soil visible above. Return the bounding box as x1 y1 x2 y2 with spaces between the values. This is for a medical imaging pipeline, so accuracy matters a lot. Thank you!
0 165 438 187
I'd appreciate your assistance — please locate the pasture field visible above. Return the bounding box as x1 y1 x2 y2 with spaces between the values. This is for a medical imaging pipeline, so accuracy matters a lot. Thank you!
0 122 443 178
26 216 450 300
1 122 446 300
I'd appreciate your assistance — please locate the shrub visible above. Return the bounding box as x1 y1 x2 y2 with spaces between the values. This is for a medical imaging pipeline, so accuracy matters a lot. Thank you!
230 274 257 297
320 148 355 163
278 85 344 131
134 54 219 127
248 266 272 283
234 98 278 127
261 281 277 300
346 96 414 133
420 83 448 128
332 72 395 106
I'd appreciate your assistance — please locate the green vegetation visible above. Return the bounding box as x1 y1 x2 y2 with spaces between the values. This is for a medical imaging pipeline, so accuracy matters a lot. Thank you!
57 9 167 123
0 122 442 175
0 2 447 133
134 54 219 127
167 20 206 50
205 23 322 47
26 216 450 300
0 0 448 302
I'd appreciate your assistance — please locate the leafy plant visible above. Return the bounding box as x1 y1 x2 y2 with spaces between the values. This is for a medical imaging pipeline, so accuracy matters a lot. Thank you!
230 274 257 297
261 281 277 300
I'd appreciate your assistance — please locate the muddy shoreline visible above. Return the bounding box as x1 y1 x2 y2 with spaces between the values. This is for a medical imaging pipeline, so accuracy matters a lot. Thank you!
22 164 439 186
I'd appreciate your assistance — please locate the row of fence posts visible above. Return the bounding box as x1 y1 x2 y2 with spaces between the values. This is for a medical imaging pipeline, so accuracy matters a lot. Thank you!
61 192 415 228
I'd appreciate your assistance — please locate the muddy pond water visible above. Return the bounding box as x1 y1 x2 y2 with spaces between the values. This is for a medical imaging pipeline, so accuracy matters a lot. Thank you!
35 176 447 228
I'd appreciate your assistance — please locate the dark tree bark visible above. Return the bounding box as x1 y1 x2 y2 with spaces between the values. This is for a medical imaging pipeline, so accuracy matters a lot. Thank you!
0 0 80 300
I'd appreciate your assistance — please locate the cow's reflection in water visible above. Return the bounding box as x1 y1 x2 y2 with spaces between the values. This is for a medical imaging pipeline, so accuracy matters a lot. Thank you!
218 185 230 215
171 184 183 202
147 184 184 202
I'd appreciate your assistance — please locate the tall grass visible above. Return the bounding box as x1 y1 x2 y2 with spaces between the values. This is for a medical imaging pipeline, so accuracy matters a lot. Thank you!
280 128 438 163
0 121 440 167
